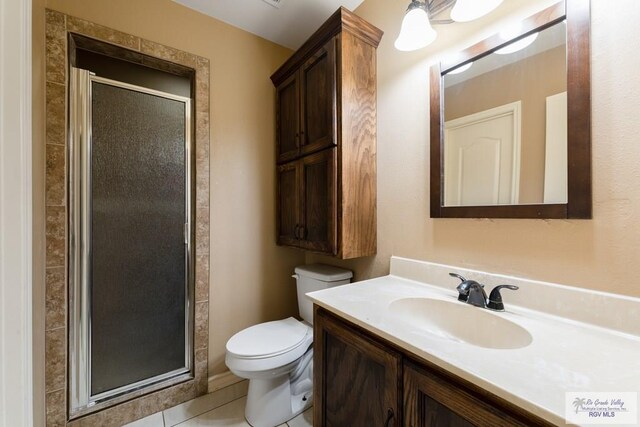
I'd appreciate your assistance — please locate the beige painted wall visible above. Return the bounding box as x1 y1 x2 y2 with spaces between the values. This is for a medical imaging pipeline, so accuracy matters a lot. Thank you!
33 0 304 379
445 46 567 203
309 0 640 300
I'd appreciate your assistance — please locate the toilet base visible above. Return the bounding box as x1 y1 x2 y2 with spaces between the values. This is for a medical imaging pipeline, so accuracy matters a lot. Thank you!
245 376 310 427
244 349 313 427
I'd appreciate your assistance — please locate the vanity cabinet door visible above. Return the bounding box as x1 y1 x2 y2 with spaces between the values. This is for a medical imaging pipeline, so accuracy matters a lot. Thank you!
300 38 337 156
403 362 537 427
314 307 401 427
276 72 301 163
298 148 337 255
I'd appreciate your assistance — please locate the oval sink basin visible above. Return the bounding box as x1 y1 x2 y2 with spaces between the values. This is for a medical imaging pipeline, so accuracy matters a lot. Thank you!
388 297 532 350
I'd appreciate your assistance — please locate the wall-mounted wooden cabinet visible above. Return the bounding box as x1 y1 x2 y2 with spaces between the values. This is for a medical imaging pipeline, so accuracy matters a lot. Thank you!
314 307 555 427
271 8 383 259
276 39 337 164
277 148 337 253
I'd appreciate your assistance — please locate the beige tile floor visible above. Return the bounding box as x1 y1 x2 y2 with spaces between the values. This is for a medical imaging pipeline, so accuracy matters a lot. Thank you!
124 380 312 427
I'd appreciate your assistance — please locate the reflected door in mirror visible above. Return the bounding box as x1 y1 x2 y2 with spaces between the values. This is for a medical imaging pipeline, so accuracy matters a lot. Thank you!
444 102 520 206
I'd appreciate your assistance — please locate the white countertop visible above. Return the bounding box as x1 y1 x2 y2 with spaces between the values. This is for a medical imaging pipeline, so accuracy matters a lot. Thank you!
307 273 640 426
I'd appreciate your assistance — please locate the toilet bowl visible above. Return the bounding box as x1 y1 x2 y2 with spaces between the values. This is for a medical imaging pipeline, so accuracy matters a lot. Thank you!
225 264 352 427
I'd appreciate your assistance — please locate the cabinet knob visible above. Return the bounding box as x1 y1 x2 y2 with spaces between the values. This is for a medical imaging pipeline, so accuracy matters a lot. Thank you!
384 408 395 427
294 224 306 240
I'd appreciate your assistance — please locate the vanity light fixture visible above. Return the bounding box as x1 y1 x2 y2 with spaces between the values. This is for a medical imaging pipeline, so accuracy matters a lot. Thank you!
495 23 539 55
394 1 437 51
395 0 505 52
450 0 504 23
495 33 538 54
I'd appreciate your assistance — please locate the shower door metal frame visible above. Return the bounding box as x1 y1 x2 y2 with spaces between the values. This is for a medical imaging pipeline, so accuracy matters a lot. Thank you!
68 67 194 417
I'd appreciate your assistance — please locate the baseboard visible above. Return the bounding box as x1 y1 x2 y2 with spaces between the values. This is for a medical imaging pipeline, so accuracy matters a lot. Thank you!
207 371 244 394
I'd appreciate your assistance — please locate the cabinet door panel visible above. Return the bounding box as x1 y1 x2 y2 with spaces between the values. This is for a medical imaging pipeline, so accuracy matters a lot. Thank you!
277 161 300 246
300 38 337 156
299 149 336 254
417 396 475 427
314 308 400 427
404 362 534 427
277 73 300 163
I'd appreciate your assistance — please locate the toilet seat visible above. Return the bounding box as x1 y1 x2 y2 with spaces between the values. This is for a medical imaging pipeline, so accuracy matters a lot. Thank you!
225 318 313 374
227 317 310 359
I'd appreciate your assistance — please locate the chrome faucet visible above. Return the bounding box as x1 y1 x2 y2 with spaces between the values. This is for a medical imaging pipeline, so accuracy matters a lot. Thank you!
466 282 489 308
449 273 483 303
449 273 519 311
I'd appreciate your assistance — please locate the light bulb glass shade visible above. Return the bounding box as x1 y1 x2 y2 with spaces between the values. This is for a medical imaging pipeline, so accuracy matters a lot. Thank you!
495 33 539 54
446 62 473 75
394 7 437 51
499 22 524 41
450 0 504 22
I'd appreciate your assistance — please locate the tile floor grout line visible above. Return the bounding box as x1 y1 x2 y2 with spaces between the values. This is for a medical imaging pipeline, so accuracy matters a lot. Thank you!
207 378 246 395
167 394 249 427
162 380 246 425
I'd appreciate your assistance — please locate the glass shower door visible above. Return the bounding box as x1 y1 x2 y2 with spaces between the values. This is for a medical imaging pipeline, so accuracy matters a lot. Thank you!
69 67 193 416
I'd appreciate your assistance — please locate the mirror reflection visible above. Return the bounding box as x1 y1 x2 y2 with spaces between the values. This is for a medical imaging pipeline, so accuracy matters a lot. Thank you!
443 21 567 207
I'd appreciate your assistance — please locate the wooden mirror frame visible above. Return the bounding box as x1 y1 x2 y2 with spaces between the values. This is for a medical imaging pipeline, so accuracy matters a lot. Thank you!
430 0 591 219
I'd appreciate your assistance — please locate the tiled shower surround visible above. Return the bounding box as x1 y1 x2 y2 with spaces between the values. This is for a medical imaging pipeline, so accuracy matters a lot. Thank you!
44 9 211 426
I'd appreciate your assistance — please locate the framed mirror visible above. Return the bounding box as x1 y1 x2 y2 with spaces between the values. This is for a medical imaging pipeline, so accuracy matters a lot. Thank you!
430 0 591 219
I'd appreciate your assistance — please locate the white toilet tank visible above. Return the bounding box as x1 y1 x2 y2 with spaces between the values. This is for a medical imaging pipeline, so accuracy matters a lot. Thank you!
293 264 352 324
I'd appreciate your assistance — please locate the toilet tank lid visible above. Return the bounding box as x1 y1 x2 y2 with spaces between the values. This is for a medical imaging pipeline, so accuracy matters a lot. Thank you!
295 264 353 282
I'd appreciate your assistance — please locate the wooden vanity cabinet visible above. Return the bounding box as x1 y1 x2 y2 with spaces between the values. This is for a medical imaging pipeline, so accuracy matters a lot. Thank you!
313 307 401 427
271 8 382 259
314 307 555 427
403 362 547 427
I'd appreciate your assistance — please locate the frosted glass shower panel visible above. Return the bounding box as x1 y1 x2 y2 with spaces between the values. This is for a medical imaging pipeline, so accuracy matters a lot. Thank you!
90 82 188 395
69 67 193 415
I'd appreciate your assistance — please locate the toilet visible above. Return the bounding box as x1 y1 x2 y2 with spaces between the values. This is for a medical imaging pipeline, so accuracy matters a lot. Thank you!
225 264 352 427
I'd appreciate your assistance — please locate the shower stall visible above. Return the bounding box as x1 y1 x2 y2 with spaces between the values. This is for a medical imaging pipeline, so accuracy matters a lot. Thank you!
68 66 194 416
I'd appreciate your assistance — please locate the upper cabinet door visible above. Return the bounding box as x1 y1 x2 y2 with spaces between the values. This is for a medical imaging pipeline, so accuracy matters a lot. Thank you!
299 148 337 255
300 38 337 156
276 73 300 163
276 160 301 246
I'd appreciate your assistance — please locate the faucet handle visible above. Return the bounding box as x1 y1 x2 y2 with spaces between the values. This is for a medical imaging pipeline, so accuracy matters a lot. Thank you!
449 273 469 302
449 272 467 283
450 273 469 301
450 273 483 302
487 285 519 311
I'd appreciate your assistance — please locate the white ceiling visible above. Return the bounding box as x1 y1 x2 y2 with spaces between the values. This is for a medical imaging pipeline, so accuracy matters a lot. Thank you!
172 0 366 50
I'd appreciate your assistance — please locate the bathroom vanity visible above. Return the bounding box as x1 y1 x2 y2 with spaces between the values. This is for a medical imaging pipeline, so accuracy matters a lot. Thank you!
308 257 640 426
313 307 551 427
